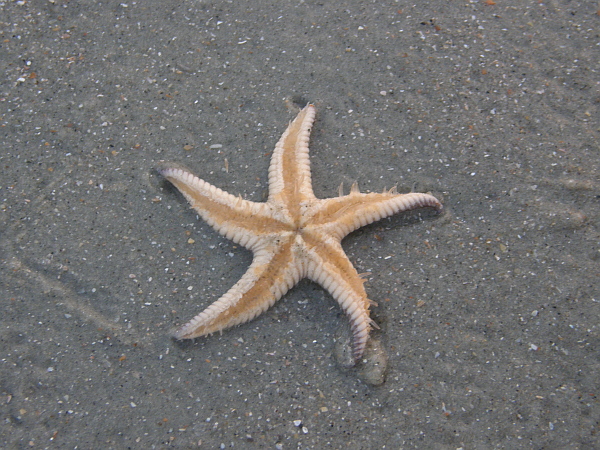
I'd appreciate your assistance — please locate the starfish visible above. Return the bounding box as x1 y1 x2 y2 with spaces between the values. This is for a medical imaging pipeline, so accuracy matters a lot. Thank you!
158 104 442 361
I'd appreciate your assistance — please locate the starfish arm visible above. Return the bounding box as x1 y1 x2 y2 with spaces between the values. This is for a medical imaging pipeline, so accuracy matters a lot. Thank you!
316 191 442 240
158 164 288 249
304 234 374 360
267 104 317 209
173 238 304 339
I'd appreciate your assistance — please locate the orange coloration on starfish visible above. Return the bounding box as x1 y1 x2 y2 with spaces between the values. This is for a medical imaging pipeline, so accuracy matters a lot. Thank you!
158 104 442 361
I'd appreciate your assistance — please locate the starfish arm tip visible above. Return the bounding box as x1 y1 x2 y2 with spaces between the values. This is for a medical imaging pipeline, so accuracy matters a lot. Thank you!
171 325 197 340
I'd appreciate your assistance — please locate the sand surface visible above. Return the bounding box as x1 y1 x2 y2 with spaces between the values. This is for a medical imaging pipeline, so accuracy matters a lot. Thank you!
1 1 598 448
